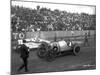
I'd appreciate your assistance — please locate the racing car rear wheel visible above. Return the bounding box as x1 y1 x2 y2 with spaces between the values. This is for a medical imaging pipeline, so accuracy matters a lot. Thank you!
73 45 80 56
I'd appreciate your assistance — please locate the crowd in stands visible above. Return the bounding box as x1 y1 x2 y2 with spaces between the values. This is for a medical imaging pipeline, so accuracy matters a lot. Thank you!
11 5 96 32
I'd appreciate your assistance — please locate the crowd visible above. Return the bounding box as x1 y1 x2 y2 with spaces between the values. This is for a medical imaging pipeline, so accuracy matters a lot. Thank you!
11 5 96 32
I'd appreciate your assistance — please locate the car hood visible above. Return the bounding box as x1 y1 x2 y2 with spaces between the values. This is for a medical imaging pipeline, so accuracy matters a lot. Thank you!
25 42 41 49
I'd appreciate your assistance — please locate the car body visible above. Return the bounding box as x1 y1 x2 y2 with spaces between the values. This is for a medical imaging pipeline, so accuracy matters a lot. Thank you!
16 38 51 52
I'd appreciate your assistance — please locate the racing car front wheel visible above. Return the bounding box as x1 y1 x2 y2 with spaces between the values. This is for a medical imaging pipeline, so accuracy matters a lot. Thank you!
45 50 55 62
37 48 47 58
73 45 80 56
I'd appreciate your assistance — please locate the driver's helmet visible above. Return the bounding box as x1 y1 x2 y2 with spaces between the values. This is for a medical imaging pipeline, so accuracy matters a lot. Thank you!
67 39 72 46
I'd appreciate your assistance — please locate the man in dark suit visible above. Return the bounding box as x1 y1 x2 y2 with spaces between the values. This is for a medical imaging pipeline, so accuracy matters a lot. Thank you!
84 33 89 46
18 40 29 72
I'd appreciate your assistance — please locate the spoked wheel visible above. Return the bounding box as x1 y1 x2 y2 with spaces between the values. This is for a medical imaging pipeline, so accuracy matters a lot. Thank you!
37 42 48 58
73 45 80 56
37 48 47 58
45 46 59 62
45 50 55 62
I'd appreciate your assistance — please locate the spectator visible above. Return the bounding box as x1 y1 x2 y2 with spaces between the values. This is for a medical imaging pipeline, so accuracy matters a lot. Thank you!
11 6 96 32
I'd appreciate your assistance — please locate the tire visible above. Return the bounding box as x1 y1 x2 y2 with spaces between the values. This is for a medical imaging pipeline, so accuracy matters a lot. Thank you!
37 42 48 58
45 50 55 62
37 48 47 58
73 45 80 56
45 46 59 62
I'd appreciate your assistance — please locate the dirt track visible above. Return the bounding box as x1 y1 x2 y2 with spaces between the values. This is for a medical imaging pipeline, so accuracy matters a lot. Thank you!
11 39 96 75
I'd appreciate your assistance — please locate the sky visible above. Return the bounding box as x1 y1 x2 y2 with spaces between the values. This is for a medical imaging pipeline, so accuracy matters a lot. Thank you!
11 0 96 15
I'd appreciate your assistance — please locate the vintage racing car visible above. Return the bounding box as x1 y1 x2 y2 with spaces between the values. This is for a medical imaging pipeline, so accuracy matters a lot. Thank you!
37 39 83 61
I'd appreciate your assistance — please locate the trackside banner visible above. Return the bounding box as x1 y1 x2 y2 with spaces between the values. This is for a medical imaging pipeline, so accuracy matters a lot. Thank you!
12 32 26 40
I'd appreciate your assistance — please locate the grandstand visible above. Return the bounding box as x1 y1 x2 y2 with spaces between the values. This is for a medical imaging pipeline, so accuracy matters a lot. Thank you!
11 5 96 33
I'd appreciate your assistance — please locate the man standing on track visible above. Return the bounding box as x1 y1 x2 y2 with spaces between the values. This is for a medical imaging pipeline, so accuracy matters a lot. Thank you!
18 40 29 72
84 32 89 46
